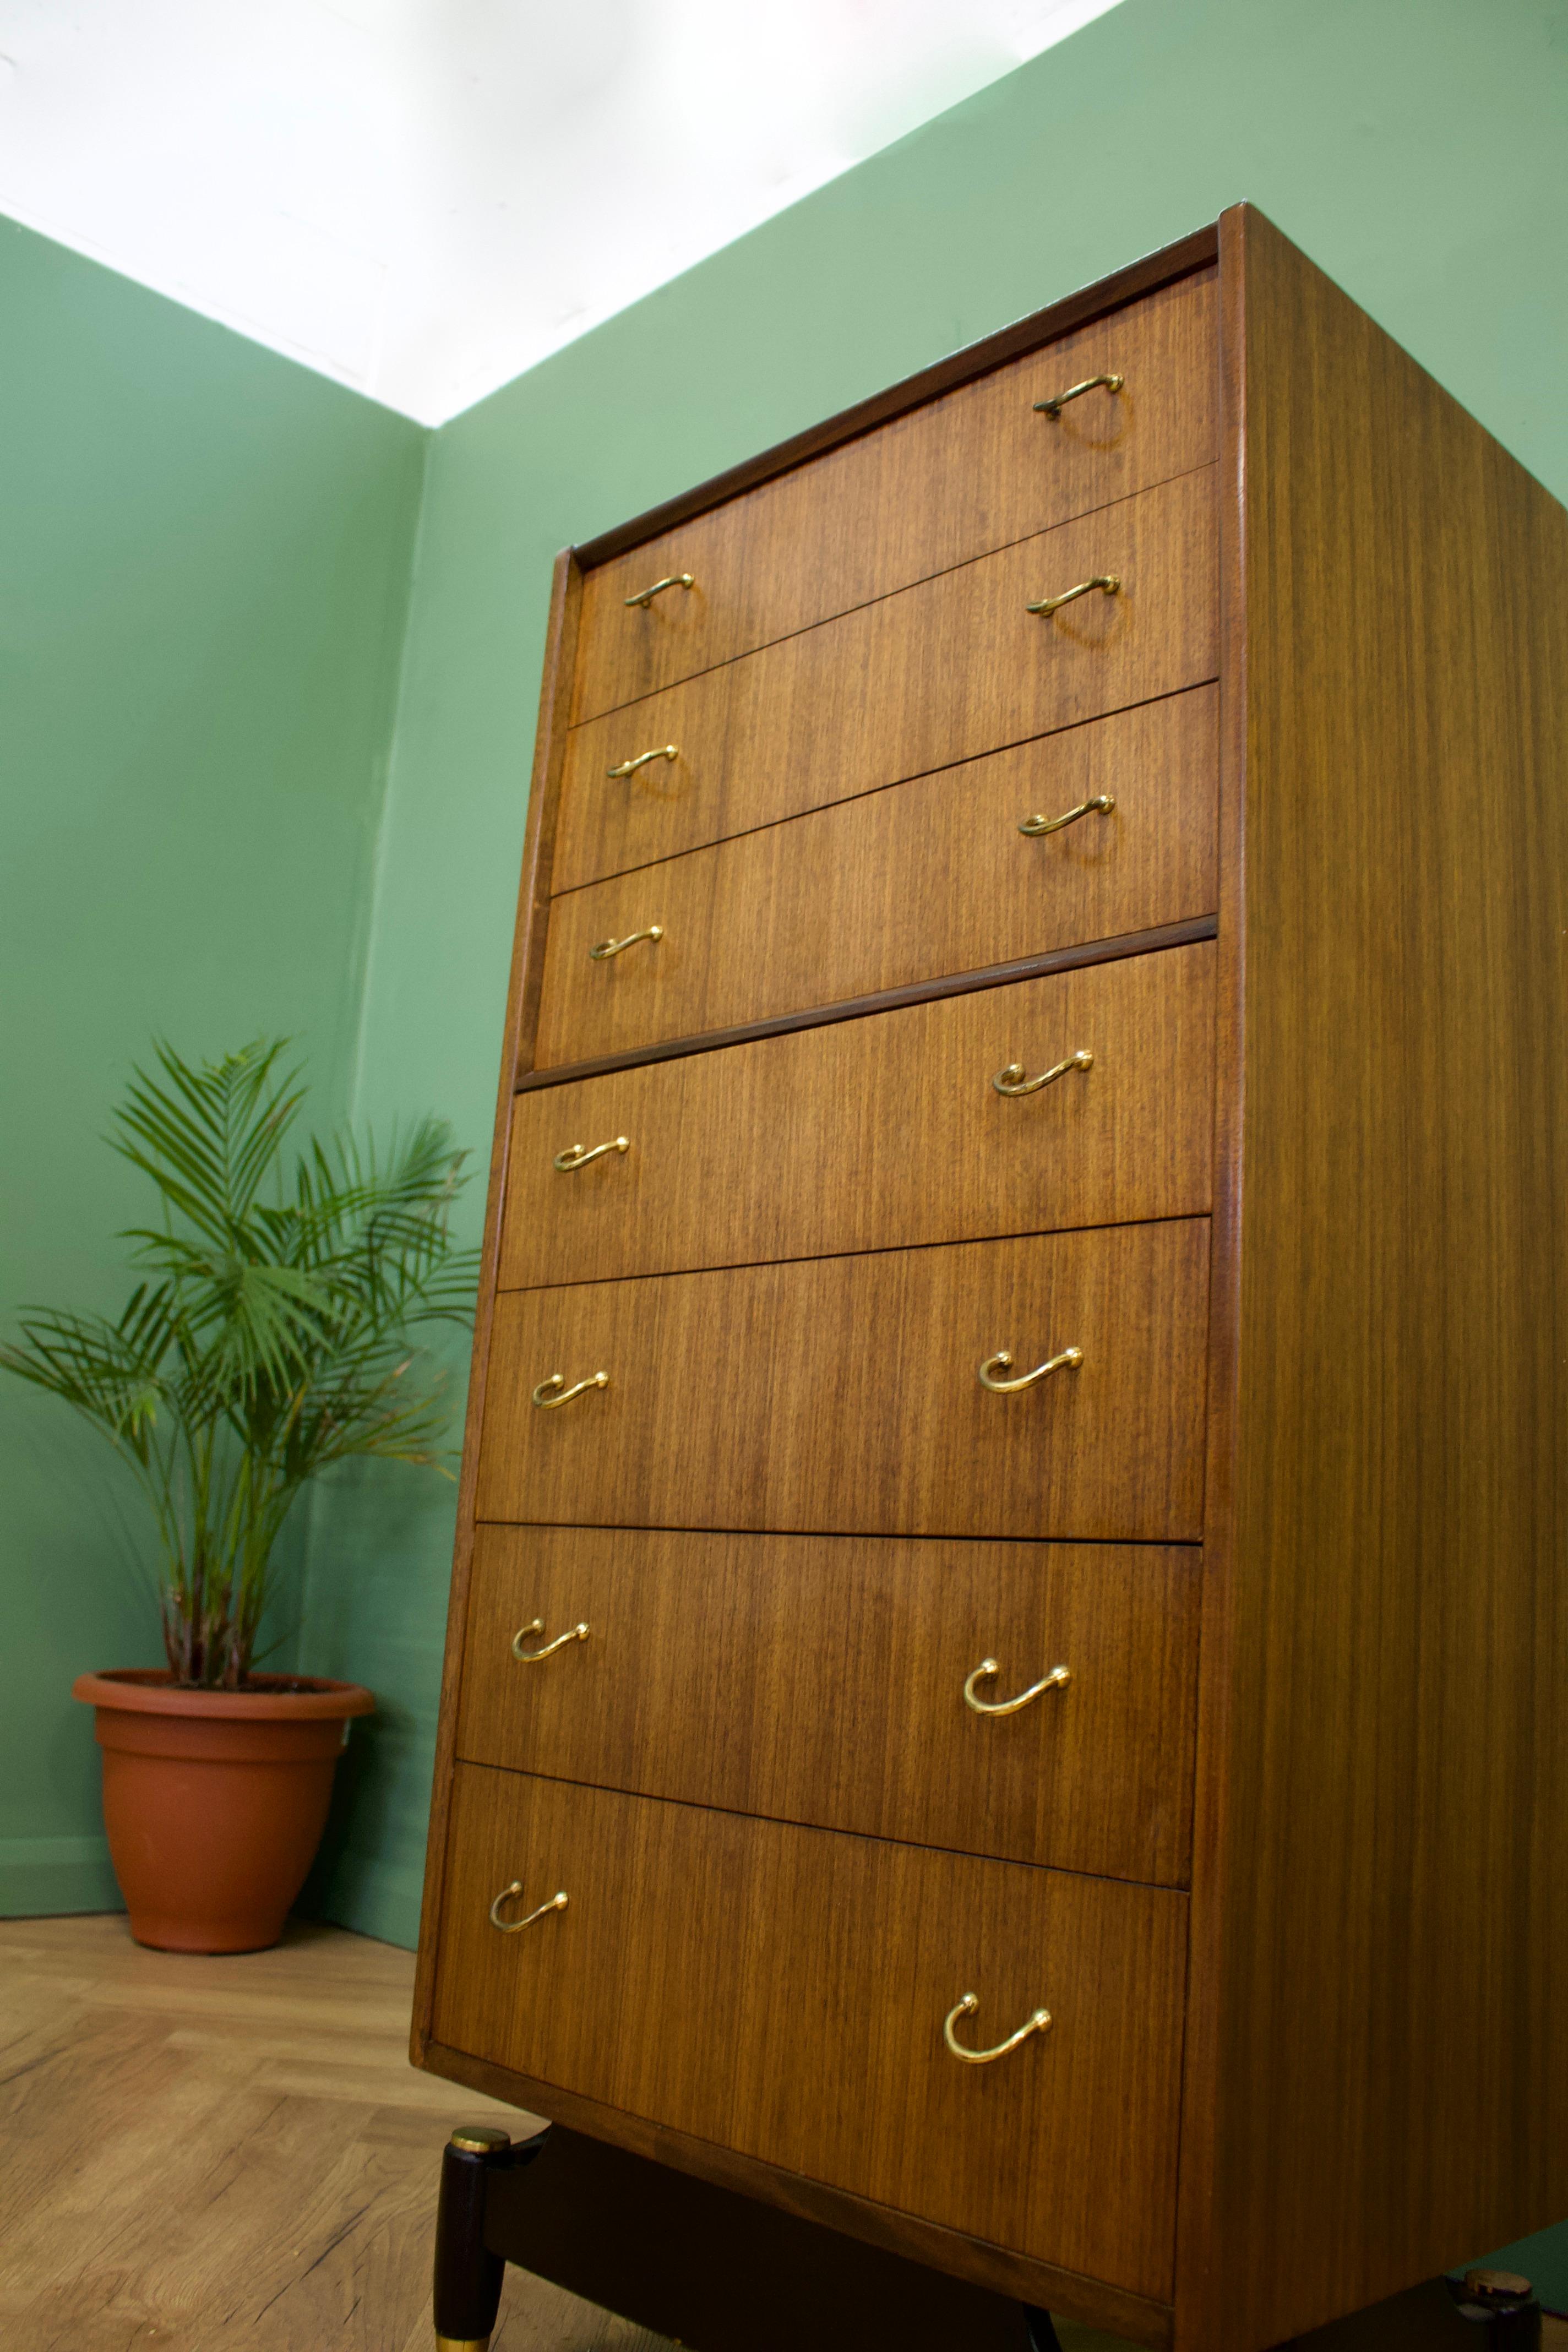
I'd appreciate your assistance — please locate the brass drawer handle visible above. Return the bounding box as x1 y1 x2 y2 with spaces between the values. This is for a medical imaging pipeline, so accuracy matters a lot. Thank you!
964 1659 1071 1715
1019 792 1114 837
489 1883 569 1933
978 1345 1082 1393
607 743 678 780
590 925 663 961
1033 370 1124 420
993 1049 1092 1098
944 1992 1052 2064
532 1370 609 1409
624 572 694 609
513 1618 590 1662
1026 574 1120 619
554 1137 629 1172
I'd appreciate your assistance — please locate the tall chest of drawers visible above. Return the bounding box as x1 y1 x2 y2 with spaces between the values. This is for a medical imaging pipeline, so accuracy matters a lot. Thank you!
413 206 1568 2352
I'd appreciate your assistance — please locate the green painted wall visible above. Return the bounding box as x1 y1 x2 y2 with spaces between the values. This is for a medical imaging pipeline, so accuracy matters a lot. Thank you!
308 0 1568 1952
6 0 1567 2295
299 0 1568 2295
0 219 426 1914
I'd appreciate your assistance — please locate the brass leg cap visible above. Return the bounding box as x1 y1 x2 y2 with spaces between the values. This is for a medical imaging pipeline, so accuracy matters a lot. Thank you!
435 2339 491 2350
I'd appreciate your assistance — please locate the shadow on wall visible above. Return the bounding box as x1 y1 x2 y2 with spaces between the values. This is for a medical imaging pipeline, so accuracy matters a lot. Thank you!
292 1441 468 1949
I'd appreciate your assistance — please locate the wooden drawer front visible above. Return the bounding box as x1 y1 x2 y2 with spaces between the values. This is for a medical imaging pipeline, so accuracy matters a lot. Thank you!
571 269 1216 725
477 1219 1208 1540
459 1528 1200 1885
535 689 1216 1067
557 466 1217 892
434 1766 1186 2297
507 944 1215 1288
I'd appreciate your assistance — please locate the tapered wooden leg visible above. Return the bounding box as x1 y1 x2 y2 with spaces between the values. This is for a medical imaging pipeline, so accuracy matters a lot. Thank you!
1022 2310 1061 2352
433 2125 512 2351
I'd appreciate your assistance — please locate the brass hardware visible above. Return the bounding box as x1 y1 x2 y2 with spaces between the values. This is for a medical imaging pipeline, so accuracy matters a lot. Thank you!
435 2339 492 2351
964 1659 1071 1715
943 1991 1052 2064
624 572 694 608
978 1344 1083 1393
554 1137 630 1171
993 1049 1092 1098
1019 792 1115 837
607 743 679 780
589 925 663 961
448 2126 510 2155
512 1617 590 1662
1033 370 1124 420
488 1883 569 1933
1026 574 1120 618
1464 2272 1535 2302
531 1371 609 1409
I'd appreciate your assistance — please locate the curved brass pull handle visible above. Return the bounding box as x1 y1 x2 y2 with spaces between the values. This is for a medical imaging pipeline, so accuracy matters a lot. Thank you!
624 573 694 609
1026 574 1120 618
489 1882 569 1933
993 1049 1092 1098
589 925 663 961
978 1345 1082 1393
554 1137 630 1172
607 744 678 780
944 1992 1052 2064
964 1659 1071 1715
532 1370 609 1409
1019 792 1115 838
512 1618 591 1662
1033 370 1124 420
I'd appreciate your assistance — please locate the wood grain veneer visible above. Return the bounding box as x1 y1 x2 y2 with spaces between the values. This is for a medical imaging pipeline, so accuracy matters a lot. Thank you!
519 914 1216 1095
556 466 1218 891
458 1527 1200 1885
509 943 1213 1286
535 689 1217 1065
575 227 1218 571
1171 209 1568 2352
432 1766 1188 2302
571 271 1216 723
478 1217 1210 1540
417 207 1568 2352
421 2032 1179 2345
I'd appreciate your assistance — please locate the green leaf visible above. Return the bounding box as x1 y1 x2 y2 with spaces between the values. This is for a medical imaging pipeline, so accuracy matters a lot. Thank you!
2 1034 478 1685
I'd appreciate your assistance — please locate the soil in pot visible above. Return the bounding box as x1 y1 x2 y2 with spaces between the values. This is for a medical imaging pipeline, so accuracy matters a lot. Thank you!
73 1669 375 1953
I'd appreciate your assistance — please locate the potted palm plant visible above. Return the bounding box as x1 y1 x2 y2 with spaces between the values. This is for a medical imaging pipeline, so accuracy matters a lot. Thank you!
1 1038 477 1953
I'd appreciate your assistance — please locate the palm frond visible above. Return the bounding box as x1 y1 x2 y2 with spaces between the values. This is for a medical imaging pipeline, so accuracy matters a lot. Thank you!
112 1038 306 1246
4 1036 477 1687
0 1302 173 1453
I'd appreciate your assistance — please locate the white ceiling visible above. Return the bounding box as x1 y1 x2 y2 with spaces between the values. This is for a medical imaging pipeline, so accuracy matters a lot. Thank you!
0 0 1124 424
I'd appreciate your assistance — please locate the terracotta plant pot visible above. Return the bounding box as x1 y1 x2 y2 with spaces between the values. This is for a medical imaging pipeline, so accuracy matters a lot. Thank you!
72 1669 375 1953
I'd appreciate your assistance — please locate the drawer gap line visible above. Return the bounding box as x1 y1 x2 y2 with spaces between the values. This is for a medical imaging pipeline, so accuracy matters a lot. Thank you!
447 1753 1194 1892
553 676 1219 896
497 1205 1215 1294
470 1517 1205 1555
570 460 1219 730
571 232 1218 570
518 914 1218 1092
419 2037 1178 2345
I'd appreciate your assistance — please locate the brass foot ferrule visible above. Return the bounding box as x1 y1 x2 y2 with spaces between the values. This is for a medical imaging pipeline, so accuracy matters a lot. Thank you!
435 2338 490 2350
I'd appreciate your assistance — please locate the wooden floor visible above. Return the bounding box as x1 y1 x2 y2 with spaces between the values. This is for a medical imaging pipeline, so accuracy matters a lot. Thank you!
4 1913 1557 2350
0 1912 668 2350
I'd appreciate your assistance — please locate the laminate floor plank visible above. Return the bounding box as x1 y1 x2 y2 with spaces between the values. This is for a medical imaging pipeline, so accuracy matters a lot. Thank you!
0 1913 669 2351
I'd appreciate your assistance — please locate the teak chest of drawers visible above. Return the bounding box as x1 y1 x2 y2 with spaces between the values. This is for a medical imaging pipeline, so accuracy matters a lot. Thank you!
413 207 1568 2352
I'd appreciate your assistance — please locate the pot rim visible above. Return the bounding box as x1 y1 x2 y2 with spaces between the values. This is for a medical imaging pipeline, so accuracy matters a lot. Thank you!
72 1668 375 1722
